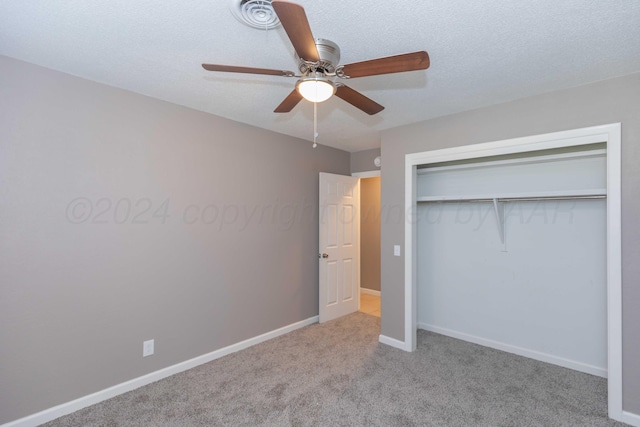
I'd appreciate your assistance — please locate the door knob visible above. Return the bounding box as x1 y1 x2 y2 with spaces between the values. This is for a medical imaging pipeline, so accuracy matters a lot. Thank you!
319 253 329 259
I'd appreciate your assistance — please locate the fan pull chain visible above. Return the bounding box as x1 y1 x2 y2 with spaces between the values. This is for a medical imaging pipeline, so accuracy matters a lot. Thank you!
313 101 318 148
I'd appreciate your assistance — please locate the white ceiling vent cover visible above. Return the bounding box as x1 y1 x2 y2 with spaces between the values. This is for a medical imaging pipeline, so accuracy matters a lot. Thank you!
229 0 281 30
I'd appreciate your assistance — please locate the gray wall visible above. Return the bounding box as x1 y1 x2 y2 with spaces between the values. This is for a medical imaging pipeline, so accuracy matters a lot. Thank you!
360 177 380 292
379 72 640 414
0 56 350 424
350 148 380 174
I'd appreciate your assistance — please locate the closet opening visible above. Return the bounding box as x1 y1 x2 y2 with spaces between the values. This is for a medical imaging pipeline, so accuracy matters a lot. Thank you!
417 144 607 375
403 124 622 421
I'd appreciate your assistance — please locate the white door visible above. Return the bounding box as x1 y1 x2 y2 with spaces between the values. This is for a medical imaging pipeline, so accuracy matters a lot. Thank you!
319 172 360 323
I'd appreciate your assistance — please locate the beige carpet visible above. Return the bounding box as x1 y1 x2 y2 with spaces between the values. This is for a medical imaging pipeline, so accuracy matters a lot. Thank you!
43 312 625 426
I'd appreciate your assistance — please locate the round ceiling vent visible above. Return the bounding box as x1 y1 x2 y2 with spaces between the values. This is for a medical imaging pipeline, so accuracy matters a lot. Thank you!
229 0 281 30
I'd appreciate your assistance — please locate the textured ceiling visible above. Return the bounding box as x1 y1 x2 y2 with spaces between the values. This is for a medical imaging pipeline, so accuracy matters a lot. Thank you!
1 1 640 152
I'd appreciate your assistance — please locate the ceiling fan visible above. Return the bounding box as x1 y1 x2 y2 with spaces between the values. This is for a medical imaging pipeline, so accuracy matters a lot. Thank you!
202 0 430 115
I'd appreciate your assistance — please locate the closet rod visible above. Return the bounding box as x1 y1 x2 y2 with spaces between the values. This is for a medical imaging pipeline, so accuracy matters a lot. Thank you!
419 195 606 204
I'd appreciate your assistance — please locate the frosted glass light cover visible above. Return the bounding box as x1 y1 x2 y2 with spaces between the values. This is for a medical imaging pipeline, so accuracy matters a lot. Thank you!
296 79 335 103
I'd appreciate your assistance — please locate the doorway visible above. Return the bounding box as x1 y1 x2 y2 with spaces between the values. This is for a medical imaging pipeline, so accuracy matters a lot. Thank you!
353 171 381 318
317 171 382 322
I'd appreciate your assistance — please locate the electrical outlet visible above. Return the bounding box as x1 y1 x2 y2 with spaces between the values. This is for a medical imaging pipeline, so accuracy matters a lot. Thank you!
394 245 401 256
143 339 154 357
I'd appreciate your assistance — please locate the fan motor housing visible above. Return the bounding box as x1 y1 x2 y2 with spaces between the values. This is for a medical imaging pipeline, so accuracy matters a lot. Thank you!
298 38 341 75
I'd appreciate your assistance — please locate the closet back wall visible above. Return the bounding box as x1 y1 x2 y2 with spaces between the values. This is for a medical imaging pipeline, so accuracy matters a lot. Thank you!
416 149 607 375
417 199 606 374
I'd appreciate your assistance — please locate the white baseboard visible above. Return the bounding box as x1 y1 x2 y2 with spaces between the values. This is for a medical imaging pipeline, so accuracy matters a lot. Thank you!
360 288 381 297
621 410 640 427
378 334 409 351
2 316 319 427
417 323 607 378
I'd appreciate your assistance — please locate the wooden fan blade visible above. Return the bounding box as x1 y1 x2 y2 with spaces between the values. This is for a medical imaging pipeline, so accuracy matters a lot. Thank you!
340 51 430 78
335 85 384 115
274 90 304 113
202 64 296 77
272 0 319 62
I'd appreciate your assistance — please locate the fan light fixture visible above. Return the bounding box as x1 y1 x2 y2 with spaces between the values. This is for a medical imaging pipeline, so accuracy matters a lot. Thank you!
205 1 430 115
296 75 336 103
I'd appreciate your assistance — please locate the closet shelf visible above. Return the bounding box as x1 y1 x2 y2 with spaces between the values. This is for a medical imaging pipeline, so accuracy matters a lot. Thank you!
417 188 606 203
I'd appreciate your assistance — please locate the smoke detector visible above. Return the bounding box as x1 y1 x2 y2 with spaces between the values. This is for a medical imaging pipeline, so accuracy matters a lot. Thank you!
229 0 281 30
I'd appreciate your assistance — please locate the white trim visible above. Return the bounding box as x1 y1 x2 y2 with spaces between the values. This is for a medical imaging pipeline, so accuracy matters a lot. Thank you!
360 288 381 297
404 123 622 421
2 316 319 427
621 411 640 427
407 131 611 165
406 160 418 352
417 148 605 174
605 123 623 421
352 170 381 178
378 334 410 351
417 188 606 202
417 323 606 378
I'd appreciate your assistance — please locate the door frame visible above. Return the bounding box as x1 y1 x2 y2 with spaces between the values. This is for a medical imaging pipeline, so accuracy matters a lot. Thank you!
403 123 622 420
352 171 381 179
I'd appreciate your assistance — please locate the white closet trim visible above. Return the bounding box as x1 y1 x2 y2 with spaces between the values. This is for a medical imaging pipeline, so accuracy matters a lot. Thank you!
416 148 605 174
397 123 623 422
417 189 606 202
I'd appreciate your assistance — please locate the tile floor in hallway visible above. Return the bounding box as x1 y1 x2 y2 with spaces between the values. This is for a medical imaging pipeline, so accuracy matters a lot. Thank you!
359 291 380 317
